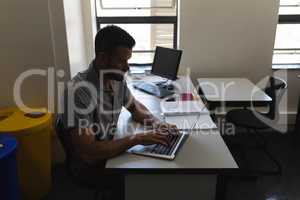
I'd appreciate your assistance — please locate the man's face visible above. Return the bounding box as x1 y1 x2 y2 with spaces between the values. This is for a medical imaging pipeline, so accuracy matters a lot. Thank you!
100 47 132 81
108 47 132 72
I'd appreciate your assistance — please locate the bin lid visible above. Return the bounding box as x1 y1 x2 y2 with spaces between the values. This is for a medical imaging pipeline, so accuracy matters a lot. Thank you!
0 134 17 160
0 107 52 133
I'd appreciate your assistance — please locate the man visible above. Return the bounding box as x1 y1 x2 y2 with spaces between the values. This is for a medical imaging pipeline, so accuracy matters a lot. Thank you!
56 25 176 199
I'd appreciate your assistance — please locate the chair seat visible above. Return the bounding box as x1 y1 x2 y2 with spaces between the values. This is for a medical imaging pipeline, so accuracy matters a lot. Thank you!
226 109 269 129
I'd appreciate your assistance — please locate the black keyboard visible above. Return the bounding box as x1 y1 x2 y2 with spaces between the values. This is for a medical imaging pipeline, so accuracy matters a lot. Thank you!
133 82 174 98
151 133 182 156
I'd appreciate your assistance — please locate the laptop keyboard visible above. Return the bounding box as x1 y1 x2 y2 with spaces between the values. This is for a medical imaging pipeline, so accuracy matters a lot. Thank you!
151 133 182 155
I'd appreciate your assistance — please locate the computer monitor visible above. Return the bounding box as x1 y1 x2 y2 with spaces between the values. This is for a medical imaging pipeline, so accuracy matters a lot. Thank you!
151 46 182 80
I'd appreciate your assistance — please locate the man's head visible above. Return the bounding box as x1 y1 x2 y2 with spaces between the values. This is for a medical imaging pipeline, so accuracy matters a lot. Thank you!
94 25 135 81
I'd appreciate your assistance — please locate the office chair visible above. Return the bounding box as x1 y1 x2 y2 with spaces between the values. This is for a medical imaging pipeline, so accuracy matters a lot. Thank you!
55 118 108 200
225 76 287 176
293 95 300 143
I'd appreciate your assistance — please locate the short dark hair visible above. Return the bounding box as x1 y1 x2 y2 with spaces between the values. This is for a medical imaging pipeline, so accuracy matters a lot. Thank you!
95 25 136 55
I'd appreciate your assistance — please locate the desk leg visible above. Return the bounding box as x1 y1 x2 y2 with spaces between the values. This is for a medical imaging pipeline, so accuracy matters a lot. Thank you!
215 175 227 200
208 103 217 121
125 174 217 200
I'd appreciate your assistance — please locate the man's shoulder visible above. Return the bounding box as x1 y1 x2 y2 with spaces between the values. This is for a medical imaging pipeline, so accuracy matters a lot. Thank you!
71 69 89 84
64 67 98 103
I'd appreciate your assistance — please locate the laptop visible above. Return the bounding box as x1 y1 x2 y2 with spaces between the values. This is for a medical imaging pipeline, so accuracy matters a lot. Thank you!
133 46 182 98
127 114 201 160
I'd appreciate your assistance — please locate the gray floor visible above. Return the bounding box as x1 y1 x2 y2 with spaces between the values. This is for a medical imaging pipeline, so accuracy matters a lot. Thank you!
224 128 300 200
44 127 300 200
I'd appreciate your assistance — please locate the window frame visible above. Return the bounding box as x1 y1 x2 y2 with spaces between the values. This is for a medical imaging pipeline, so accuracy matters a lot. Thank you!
273 3 300 68
99 0 176 9
96 16 178 49
95 0 178 64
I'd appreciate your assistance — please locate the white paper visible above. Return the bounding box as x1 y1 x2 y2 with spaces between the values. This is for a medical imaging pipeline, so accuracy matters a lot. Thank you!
142 75 168 83
161 100 209 116
165 114 217 130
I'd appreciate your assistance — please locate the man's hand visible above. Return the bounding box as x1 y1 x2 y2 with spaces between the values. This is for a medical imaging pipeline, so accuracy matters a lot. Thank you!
129 99 179 135
144 118 179 135
134 130 170 146
153 121 179 135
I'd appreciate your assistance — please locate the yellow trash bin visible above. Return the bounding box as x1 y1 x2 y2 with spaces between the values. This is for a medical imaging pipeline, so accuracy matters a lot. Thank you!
0 107 52 200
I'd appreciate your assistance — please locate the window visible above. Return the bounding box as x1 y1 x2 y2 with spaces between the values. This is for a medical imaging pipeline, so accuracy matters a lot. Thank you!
95 0 178 64
272 0 300 68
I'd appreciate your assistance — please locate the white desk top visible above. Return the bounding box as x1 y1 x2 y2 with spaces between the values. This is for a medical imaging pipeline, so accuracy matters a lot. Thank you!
106 76 238 171
127 75 206 117
107 130 238 170
197 78 272 102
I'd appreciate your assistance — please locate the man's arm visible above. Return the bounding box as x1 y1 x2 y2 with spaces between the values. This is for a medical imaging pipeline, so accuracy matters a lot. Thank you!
127 98 160 124
69 127 169 165
127 98 180 136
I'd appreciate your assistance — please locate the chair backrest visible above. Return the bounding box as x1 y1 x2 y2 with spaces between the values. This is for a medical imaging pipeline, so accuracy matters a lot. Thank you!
295 95 300 135
55 117 72 173
264 76 287 120
55 117 100 188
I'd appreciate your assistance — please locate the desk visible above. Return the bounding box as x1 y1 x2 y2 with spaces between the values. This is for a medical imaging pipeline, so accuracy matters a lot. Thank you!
197 78 272 110
106 76 238 200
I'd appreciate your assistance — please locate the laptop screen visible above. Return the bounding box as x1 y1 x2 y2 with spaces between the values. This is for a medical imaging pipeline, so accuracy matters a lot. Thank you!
151 46 182 80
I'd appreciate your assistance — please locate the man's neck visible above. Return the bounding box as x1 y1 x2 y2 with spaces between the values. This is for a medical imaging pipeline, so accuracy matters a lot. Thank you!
92 59 112 91
104 79 114 92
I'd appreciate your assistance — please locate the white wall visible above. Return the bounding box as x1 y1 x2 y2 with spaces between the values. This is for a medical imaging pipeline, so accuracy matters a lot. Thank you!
0 0 55 108
81 0 97 63
64 0 90 76
179 0 279 82
0 0 94 109
48 0 70 81
179 0 300 116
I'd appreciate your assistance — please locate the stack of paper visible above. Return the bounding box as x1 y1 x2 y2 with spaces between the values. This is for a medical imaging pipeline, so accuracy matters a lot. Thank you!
161 100 209 116
129 65 151 74
165 114 217 130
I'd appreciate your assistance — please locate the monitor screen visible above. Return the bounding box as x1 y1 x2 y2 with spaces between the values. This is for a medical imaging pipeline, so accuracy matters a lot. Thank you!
151 46 182 80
